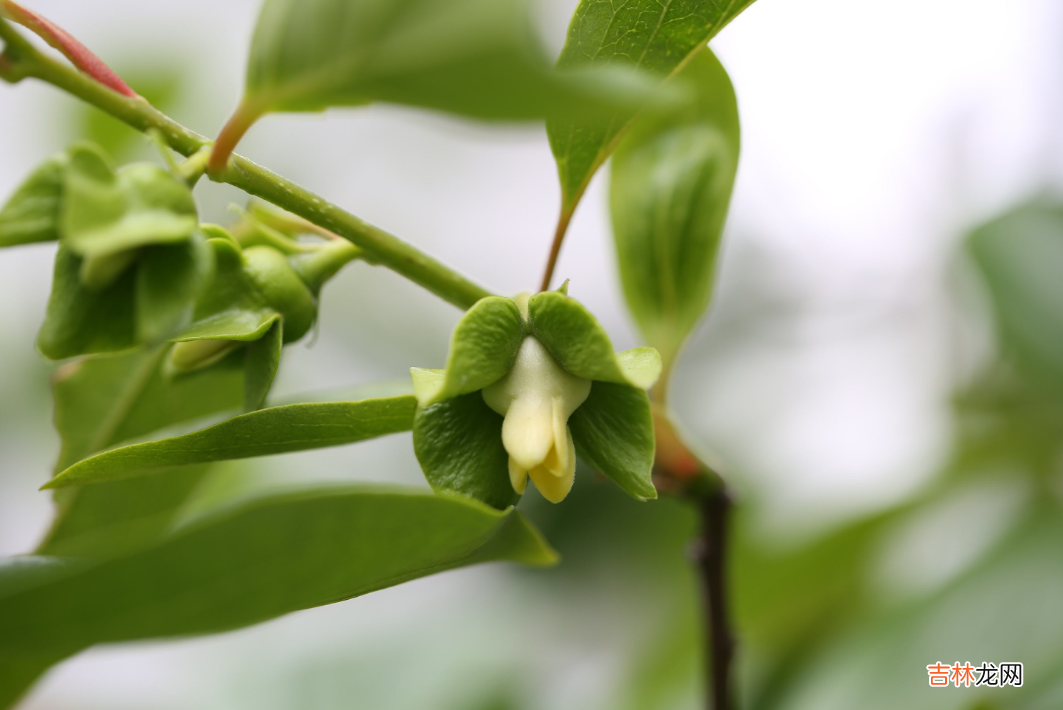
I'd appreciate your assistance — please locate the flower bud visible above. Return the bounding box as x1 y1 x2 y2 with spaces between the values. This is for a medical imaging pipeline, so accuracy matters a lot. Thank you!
482 336 591 503
242 246 316 343
169 338 240 372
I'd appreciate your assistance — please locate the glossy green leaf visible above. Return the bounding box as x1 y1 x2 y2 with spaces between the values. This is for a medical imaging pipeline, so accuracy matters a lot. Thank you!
241 0 658 125
0 485 556 668
36 233 212 360
411 296 524 406
413 392 518 510
46 395 418 489
0 151 67 247
610 51 740 368
528 290 661 388
243 320 283 410
967 202 1063 387
547 0 756 216
60 153 198 261
569 381 657 500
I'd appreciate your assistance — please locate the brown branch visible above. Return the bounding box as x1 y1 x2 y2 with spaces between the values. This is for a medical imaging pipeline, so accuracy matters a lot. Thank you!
692 486 735 710
653 407 735 710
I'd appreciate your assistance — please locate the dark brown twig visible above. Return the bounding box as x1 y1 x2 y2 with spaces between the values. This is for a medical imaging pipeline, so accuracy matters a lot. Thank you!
692 486 735 710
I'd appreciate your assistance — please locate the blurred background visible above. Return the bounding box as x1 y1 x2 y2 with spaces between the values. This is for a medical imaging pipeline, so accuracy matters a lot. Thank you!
2 0 1063 708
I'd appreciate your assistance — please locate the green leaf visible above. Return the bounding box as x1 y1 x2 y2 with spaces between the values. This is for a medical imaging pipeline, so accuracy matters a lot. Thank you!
547 0 756 216
41 347 246 558
0 151 67 247
243 320 283 410
413 392 518 510
761 508 1063 710
528 290 661 388
60 154 198 261
411 296 524 406
240 0 659 125
569 381 657 500
0 485 556 663
40 466 214 558
967 201 1063 387
610 50 740 368
45 395 418 489
51 347 246 471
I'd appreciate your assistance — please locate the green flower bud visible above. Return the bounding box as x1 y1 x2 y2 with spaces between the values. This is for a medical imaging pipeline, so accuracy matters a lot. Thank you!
243 245 316 343
169 338 241 373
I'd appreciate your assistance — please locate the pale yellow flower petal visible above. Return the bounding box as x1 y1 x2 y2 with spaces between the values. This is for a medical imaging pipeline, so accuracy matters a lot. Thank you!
500 396 554 471
508 457 528 495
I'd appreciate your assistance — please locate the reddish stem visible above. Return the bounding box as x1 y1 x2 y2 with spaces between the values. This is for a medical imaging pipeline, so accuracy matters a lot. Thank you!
208 101 262 177
2 0 136 97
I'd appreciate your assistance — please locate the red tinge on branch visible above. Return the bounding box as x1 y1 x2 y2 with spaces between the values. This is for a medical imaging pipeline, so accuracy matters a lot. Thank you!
1 0 137 98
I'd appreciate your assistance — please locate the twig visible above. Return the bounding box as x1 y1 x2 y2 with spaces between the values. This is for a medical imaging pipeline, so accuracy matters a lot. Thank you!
692 485 735 710
0 17 491 310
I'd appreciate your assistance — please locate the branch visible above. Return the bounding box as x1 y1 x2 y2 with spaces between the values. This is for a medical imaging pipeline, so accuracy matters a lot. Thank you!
693 485 734 710
0 19 492 310
653 408 736 710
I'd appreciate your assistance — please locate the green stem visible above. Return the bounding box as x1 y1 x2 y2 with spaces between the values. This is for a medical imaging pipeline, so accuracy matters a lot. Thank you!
0 27 492 310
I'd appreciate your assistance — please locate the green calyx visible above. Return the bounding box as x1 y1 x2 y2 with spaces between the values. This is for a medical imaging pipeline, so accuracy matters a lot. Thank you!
3 142 212 360
167 227 358 408
411 288 662 508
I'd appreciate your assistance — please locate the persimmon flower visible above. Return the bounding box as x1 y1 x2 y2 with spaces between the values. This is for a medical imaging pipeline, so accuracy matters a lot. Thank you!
410 289 663 509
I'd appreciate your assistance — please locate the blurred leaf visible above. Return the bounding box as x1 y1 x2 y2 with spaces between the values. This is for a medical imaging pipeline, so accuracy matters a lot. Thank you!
569 381 657 501
51 347 245 471
411 296 524 406
42 347 245 558
0 151 66 247
547 0 755 217
46 395 418 489
413 392 518 510
241 0 658 124
967 201 1063 389
760 505 1063 710
0 485 557 698
528 291 661 388
610 51 740 370
39 466 214 558
244 319 282 410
